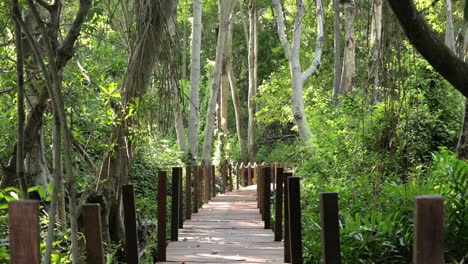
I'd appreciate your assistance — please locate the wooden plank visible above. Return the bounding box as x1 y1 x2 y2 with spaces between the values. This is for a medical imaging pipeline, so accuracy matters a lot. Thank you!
320 192 341 264
158 171 168 262
413 196 444 264
122 184 139 264
171 167 180 241
82 204 105 264
193 165 199 213
163 185 284 263
8 200 40 264
205 164 211 202
288 177 303 263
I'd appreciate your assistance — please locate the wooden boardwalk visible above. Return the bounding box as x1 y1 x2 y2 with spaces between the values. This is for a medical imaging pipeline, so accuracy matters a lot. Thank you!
160 185 284 263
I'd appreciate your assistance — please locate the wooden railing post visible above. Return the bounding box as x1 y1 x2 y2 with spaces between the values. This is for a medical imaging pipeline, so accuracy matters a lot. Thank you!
237 163 241 190
248 165 252 186
157 171 168 262
241 165 245 187
288 177 303 263
171 167 180 241
186 166 192 220
178 167 183 228
204 164 210 202
83 204 105 264
122 185 139 264
193 166 199 213
413 196 444 264
211 165 216 197
198 165 203 208
320 192 341 264
263 166 271 229
283 172 293 263
228 163 233 192
274 167 284 241
8 200 40 264
258 164 262 211
222 162 227 193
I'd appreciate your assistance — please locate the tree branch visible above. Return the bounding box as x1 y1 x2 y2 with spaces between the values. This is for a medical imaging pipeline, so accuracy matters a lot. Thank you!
302 0 324 82
272 0 291 59
387 0 468 97
57 0 92 70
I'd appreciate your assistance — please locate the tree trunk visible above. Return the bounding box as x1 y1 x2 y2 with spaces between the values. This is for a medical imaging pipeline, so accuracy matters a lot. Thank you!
340 0 356 93
369 0 383 104
188 0 203 162
387 0 468 98
332 0 342 99
272 0 324 146
226 11 249 163
445 0 455 52
201 0 235 164
248 0 258 161
457 99 468 160
97 0 178 250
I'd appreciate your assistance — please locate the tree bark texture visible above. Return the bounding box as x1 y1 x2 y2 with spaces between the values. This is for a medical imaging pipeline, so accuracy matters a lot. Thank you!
340 0 356 93
188 0 203 161
201 0 235 165
248 0 258 161
387 0 468 98
272 0 324 145
369 0 383 103
332 0 342 99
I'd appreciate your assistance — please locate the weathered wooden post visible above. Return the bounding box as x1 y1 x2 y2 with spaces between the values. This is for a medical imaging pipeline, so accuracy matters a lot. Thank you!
204 164 210 202
283 172 293 263
186 166 192 219
288 177 303 263
228 163 233 192
178 167 183 228
413 196 444 264
222 162 227 193
237 163 241 190
171 167 180 241
211 164 216 197
241 164 245 187
247 165 253 186
122 185 139 264
257 164 262 211
157 171 168 262
193 165 199 213
8 200 40 264
198 165 203 208
83 204 105 264
274 167 284 241
263 166 271 229
320 192 341 264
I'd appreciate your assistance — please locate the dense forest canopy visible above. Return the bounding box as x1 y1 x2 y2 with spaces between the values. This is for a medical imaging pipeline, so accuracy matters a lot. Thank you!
0 0 466 263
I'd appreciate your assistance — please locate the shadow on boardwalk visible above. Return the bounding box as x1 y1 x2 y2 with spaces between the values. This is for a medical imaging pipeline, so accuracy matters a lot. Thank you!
160 185 284 263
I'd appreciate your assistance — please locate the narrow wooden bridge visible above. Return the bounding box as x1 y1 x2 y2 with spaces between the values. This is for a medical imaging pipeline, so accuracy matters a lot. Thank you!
160 185 284 263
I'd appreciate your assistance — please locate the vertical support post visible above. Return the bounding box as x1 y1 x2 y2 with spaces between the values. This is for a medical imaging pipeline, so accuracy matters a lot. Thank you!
157 171 168 261
122 185 139 264
222 162 227 193
171 167 180 241
274 167 284 241
248 166 252 186
288 177 303 263
204 164 210 202
211 165 216 197
284 172 292 263
8 200 40 264
193 166 199 213
236 164 240 190
178 167 183 228
198 165 203 208
320 193 341 264
263 166 271 229
413 196 444 264
229 164 233 191
241 165 245 187
186 166 192 220
83 204 105 264
257 165 262 210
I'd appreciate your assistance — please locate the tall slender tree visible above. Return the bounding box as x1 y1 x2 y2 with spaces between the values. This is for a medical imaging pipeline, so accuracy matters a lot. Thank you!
248 0 258 161
272 0 324 146
188 0 203 162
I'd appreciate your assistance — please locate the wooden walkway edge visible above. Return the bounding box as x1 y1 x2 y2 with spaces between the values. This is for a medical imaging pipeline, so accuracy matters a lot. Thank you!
160 185 284 263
